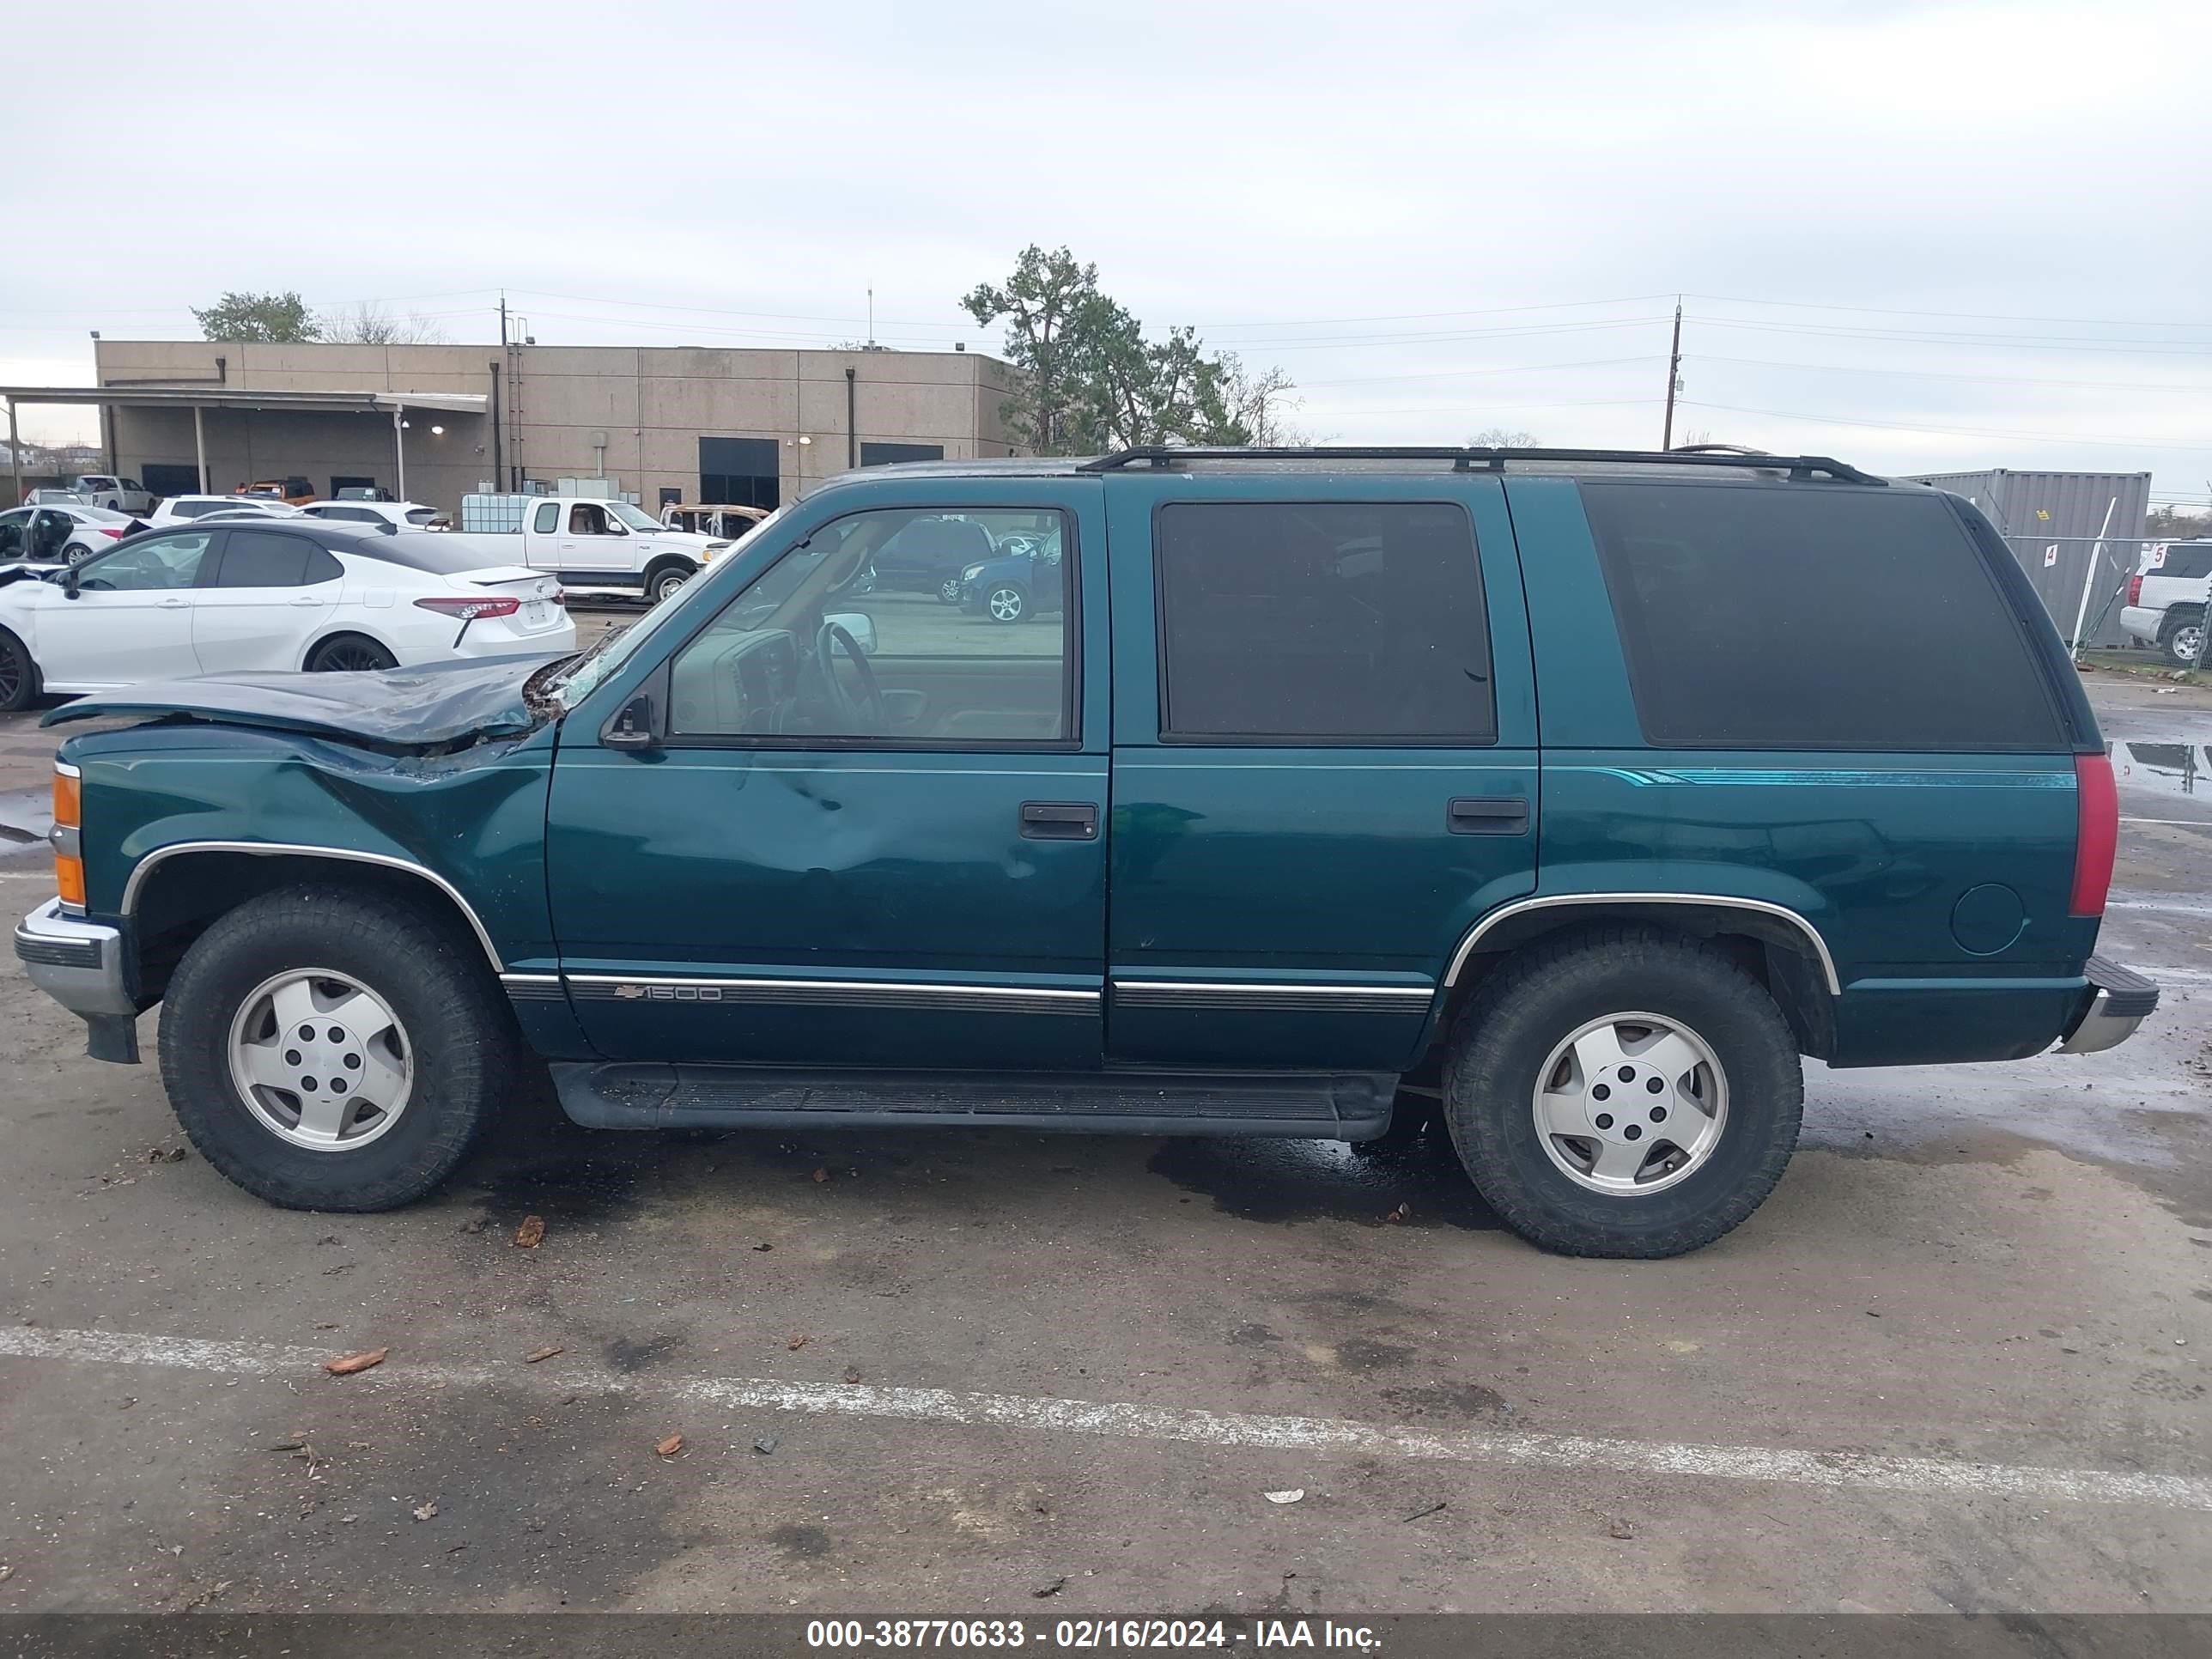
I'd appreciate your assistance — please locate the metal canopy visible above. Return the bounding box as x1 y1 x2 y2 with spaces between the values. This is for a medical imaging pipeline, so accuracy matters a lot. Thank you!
0 385 486 416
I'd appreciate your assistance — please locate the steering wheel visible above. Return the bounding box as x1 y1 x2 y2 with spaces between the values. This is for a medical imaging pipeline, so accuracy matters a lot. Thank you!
816 620 886 728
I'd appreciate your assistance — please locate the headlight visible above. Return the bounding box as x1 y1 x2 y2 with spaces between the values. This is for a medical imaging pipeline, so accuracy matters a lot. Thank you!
702 540 732 563
962 563 986 581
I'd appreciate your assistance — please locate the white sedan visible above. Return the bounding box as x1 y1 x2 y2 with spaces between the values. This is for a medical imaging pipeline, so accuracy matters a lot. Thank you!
145 495 307 527
0 517 574 710
0 501 147 565
302 499 450 530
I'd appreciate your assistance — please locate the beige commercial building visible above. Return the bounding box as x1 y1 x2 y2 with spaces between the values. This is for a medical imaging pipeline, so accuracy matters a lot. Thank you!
30 339 1024 511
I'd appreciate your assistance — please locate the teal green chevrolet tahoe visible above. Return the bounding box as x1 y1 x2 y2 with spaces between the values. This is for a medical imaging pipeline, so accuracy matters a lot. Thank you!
12 447 2159 1257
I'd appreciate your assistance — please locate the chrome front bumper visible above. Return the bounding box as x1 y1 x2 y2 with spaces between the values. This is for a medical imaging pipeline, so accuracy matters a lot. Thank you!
13 897 134 1018
2057 956 2160 1054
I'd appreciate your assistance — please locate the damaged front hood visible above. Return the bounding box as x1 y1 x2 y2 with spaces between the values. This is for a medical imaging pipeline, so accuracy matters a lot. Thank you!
42 653 564 750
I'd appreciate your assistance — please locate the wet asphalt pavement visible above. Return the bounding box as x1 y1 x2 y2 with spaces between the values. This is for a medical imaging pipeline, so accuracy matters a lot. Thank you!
0 652 2206 1615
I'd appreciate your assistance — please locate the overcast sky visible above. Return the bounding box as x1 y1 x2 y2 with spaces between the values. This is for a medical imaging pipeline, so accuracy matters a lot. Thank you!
5 0 2208 507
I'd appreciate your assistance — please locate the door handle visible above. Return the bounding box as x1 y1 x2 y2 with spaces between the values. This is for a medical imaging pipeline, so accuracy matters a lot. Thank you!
1448 795 1530 835
1020 801 1099 841
157 598 190 609
289 596 324 607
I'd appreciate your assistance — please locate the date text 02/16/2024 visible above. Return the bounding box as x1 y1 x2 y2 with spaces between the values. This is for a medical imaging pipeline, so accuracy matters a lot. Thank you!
804 1619 1381 1650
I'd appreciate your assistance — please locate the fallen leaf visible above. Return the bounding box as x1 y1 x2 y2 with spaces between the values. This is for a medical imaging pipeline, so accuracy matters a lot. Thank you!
523 1345 564 1364
1264 1488 1305 1505
843 1367 863 1385
513 1215 546 1249
811 1167 830 1183
656 1434 685 1458
323 1347 388 1376
413 1500 439 1522
786 1334 811 1352
1383 1202 1411 1224
1608 1517 1636 1540
751 1242 775 1252
147 1146 188 1164
1401 1501 1449 1523
1032 1576 1067 1598
753 1434 779 1455
266 1439 307 1453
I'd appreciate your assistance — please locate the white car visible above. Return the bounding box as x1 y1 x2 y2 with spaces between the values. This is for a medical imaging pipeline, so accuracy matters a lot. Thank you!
145 495 307 527
69 474 157 514
303 499 450 530
0 501 145 566
0 517 574 710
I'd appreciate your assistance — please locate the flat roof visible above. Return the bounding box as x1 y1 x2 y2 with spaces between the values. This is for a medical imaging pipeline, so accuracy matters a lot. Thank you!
0 386 487 416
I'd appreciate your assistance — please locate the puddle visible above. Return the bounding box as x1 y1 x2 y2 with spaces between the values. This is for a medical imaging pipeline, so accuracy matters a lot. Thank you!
1148 1117 1502 1230
2112 740 2212 805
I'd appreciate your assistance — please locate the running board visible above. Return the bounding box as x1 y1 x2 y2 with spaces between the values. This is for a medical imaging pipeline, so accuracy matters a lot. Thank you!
550 1064 1396 1139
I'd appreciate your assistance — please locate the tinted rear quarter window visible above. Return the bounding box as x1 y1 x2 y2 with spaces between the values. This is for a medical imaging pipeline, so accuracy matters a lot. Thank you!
340 529 506 575
1155 501 1494 742
1582 482 2062 750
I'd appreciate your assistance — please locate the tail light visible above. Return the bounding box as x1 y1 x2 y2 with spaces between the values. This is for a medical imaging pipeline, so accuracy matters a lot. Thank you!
2069 751 2118 918
98 527 125 540
53 761 84 911
414 595 520 620
2128 574 2143 605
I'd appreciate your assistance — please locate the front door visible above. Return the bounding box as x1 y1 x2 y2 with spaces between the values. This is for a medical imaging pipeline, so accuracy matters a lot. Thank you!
34 526 215 688
1103 476 1540 1072
546 483 1109 1068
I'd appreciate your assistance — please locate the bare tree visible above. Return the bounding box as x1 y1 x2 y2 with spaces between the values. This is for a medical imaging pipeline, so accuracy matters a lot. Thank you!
1220 355 1305 446
1468 427 1539 448
319 302 448 345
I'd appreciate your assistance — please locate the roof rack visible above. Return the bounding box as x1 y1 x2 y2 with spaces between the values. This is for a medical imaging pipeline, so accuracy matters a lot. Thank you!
1077 445 1884 485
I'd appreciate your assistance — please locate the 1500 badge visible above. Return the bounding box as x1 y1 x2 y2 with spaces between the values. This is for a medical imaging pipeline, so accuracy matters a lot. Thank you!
614 983 726 1001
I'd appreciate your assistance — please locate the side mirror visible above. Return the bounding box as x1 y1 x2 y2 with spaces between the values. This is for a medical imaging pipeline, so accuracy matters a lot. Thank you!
61 568 82 599
823 611 878 655
607 520 630 537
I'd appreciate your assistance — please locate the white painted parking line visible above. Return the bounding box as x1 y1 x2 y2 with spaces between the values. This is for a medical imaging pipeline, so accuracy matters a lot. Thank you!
2108 897 2212 916
2124 817 2212 826
2 1323 2206 1513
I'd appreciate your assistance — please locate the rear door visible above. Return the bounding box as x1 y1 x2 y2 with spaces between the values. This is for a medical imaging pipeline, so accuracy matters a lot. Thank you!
191 526 344 673
1104 472 1538 1071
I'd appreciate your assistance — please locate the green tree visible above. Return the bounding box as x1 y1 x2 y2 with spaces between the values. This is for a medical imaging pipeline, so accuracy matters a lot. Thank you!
191 290 321 343
963 246 1279 453
1468 427 1540 448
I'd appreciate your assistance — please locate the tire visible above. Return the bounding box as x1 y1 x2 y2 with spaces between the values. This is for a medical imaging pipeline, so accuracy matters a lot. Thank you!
64 541 94 565
2162 611 2205 668
647 562 693 604
984 583 1027 623
1442 927 1802 1258
0 627 39 712
938 575 965 605
305 635 398 673
157 885 514 1211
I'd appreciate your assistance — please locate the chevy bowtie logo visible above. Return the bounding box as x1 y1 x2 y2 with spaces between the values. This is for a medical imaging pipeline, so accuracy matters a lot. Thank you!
615 983 647 1000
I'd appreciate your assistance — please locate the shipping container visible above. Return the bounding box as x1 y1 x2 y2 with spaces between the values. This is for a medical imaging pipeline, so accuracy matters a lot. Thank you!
1907 469 2151 647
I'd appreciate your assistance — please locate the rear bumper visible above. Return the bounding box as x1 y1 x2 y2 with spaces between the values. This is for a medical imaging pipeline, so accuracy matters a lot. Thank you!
2118 605 2162 644
14 897 132 1018
2057 956 2160 1054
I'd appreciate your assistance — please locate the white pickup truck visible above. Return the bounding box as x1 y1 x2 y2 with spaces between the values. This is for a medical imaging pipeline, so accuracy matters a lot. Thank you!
503 497 732 602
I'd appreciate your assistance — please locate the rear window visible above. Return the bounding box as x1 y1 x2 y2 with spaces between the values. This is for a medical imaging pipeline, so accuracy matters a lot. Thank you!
216 529 343 587
1155 500 1494 742
339 528 509 575
1583 482 2062 750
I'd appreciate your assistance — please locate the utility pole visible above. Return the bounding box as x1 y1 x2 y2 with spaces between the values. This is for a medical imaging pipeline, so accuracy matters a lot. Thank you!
1661 297 1682 451
498 292 511 489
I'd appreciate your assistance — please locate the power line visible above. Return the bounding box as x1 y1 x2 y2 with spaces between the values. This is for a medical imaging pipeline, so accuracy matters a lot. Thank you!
1676 398 2212 453
1686 292 2212 331
1692 353 2212 395
1299 355 1662 388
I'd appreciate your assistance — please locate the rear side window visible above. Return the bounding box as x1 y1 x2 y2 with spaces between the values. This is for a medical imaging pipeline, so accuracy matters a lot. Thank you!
1583 483 2062 750
2155 544 2212 580
532 501 561 534
216 529 342 587
343 529 502 575
1155 501 1494 742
